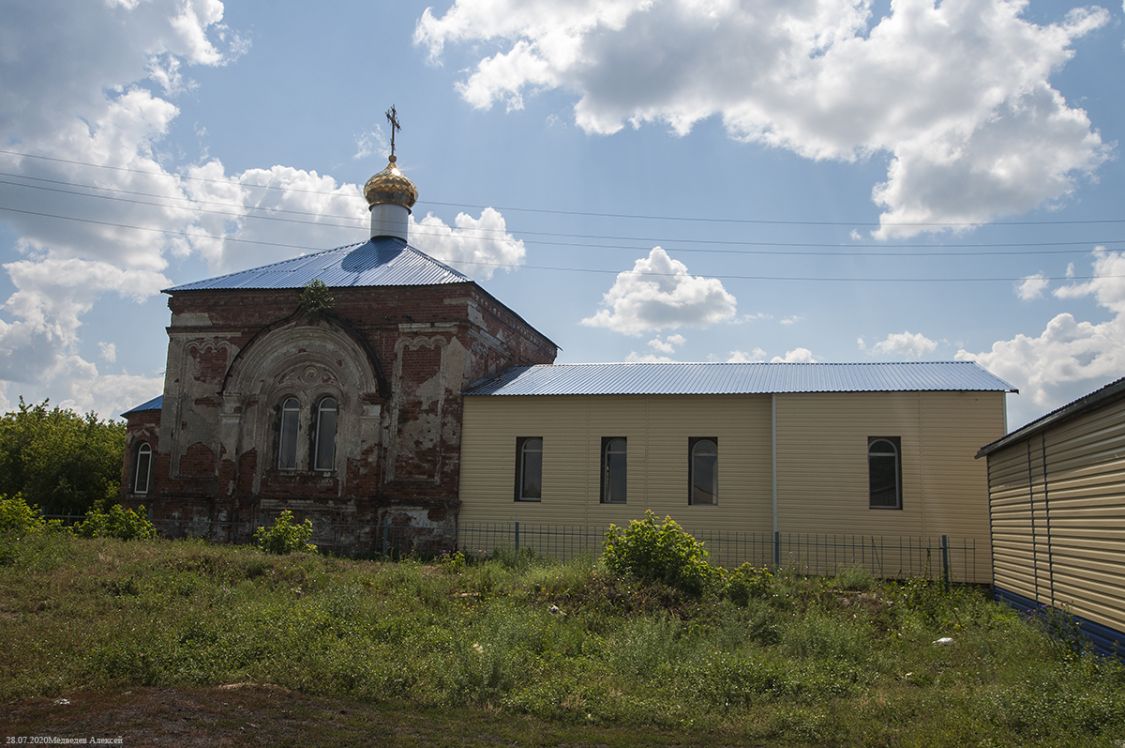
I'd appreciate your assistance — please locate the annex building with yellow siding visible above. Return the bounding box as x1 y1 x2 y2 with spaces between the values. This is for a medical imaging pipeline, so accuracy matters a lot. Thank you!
459 361 1012 583
978 375 1125 656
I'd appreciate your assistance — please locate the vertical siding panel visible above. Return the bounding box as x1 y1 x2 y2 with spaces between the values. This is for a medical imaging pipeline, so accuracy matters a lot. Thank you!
987 397 1125 633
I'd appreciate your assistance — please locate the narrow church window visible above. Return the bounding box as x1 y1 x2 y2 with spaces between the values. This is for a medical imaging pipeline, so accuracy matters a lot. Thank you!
868 437 902 509
515 437 543 501
278 397 300 470
134 442 152 495
601 437 627 503
689 437 718 505
313 396 338 471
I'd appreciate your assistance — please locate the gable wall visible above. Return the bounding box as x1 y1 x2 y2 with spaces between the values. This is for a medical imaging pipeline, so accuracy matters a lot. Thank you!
123 282 556 553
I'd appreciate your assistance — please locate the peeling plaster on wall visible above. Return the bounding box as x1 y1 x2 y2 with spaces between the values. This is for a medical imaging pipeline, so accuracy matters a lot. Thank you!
124 281 558 555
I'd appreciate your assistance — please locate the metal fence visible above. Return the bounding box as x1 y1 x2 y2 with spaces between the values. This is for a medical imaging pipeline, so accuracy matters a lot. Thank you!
48 512 975 584
457 521 976 584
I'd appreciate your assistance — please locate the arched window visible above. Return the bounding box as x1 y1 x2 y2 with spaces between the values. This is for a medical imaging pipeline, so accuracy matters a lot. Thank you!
600 437 627 504
313 396 338 471
868 437 902 509
515 436 543 501
133 442 152 495
689 437 718 505
278 397 300 470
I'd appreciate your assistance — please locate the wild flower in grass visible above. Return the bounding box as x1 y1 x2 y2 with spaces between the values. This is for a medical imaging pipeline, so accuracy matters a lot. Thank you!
472 642 484 655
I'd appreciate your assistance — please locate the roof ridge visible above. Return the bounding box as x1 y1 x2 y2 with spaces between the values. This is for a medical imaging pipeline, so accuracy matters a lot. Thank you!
403 244 471 281
163 241 366 293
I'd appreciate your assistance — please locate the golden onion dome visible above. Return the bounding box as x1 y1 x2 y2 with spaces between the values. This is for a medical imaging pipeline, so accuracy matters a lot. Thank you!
363 155 418 211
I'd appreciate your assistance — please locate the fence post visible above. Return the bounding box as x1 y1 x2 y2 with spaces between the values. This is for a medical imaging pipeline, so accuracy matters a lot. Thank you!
382 520 390 559
941 534 950 589
514 520 520 555
772 530 780 569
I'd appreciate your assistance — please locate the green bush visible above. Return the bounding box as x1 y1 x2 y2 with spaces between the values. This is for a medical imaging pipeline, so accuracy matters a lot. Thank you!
0 493 54 537
0 399 125 515
723 562 776 605
834 566 877 592
253 510 317 555
603 511 719 596
74 502 156 540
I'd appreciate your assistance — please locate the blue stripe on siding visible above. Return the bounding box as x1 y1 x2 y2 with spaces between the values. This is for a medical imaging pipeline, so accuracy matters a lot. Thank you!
994 586 1125 660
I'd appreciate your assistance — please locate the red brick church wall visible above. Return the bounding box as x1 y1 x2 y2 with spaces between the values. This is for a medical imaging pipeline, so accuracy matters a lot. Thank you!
122 281 556 554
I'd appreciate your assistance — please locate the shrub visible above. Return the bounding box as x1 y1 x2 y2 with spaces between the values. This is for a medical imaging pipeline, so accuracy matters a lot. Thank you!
0 493 53 537
834 566 877 592
723 562 776 606
438 550 466 573
603 511 719 596
74 501 156 540
253 510 317 555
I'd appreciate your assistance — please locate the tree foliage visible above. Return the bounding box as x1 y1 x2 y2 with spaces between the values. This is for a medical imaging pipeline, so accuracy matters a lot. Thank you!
0 399 125 515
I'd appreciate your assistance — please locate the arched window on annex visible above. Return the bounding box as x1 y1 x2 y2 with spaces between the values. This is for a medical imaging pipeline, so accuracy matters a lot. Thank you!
868 436 902 509
133 442 152 495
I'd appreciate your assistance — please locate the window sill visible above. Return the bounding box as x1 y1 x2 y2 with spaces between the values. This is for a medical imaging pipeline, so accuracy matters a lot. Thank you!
515 498 542 503
868 505 903 510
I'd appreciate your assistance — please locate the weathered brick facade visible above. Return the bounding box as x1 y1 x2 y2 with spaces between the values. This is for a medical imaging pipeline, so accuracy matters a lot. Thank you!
122 278 556 554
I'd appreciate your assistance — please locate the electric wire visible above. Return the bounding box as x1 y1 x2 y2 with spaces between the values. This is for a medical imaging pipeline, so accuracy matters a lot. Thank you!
0 205 1119 284
3 146 1125 228
0 177 1120 256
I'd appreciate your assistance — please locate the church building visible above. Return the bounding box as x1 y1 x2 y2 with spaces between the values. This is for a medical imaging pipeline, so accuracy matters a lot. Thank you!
121 149 557 552
122 137 1014 575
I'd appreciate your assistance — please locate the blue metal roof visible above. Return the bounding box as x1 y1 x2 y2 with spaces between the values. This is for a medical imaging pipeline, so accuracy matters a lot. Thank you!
165 237 470 292
465 362 1016 396
122 395 163 417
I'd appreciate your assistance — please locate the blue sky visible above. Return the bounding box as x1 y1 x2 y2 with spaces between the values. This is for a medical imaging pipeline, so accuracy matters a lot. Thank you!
1 0 1123 428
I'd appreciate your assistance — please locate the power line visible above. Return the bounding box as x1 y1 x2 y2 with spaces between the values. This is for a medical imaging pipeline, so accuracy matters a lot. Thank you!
0 177 1120 255
0 205 1118 284
3 146 1125 228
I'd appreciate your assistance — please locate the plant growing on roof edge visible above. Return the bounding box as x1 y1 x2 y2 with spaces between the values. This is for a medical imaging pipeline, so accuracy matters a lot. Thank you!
298 279 335 317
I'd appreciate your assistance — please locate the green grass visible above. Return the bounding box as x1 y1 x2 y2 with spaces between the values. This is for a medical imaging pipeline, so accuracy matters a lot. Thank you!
1 533 1123 746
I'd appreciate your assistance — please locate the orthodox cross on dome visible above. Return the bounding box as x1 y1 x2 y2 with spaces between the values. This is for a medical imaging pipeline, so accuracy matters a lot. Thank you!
385 105 401 161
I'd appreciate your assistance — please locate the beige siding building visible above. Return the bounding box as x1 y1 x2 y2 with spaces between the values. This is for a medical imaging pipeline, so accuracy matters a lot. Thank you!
979 375 1125 656
460 362 1010 582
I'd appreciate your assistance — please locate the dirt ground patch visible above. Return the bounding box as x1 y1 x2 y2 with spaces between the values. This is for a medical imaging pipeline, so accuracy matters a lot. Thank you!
1 686 720 748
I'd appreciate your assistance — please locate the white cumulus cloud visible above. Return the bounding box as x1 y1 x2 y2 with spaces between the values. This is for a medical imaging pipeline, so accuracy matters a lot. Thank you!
771 347 817 363
727 348 767 363
959 247 1125 426
648 334 686 353
417 0 1110 237
1017 273 1050 301
860 330 939 358
582 247 737 335
412 208 526 280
